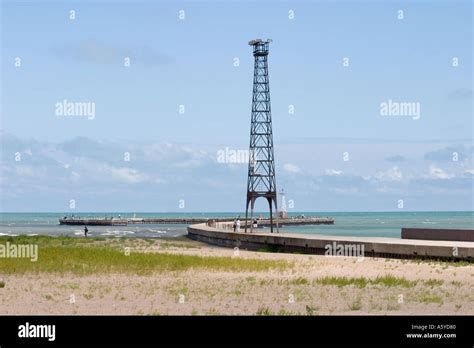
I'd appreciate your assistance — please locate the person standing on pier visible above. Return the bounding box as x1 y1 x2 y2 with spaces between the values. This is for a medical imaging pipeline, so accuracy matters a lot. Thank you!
233 219 237 232
236 218 241 232
253 218 258 229
84 226 88 238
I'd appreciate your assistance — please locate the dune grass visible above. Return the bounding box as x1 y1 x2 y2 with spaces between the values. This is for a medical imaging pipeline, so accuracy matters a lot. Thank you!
416 293 444 304
314 275 418 288
372 275 417 288
0 236 291 275
348 297 362 311
256 306 273 315
423 279 444 287
315 276 369 288
159 242 199 249
290 276 310 285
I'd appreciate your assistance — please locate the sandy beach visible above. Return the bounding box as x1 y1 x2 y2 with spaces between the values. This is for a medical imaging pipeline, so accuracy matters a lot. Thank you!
0 237 473 315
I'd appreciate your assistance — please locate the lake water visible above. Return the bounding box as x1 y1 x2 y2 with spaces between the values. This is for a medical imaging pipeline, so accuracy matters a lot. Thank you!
0 212 472 239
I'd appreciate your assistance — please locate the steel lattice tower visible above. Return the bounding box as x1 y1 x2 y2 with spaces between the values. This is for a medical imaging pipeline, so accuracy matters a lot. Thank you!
245 39 279 233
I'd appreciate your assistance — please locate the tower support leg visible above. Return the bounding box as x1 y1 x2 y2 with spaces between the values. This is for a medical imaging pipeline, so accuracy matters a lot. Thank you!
268 198 273 233
250 199 255 233
244 198 249 233
274 198 279 233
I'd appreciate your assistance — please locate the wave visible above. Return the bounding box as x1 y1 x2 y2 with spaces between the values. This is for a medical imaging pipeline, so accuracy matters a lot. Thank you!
145 229 167 234
101 230 136 236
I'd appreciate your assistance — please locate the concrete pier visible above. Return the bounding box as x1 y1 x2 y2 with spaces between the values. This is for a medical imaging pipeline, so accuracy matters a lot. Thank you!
59 218 127 226
402 228 474 242
59 217 234 226
187 223 474 260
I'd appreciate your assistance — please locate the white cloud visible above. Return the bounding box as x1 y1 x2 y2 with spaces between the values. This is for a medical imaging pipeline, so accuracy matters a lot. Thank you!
283 163 300 173
429 165 454 179
325 169 343 176
97 164 148 183
374 166 403 181
1 133 473 211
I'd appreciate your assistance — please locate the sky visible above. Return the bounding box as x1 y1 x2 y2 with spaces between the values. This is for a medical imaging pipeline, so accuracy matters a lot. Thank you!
0 0 473 212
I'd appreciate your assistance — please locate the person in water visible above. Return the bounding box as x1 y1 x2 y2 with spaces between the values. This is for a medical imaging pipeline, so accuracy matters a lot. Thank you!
84 226 88 237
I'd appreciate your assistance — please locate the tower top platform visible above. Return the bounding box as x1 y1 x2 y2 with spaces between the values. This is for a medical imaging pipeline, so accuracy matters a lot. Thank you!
249 39 272 56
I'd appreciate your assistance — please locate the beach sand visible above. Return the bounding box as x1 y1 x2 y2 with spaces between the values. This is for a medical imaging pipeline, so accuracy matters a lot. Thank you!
0 238 472 315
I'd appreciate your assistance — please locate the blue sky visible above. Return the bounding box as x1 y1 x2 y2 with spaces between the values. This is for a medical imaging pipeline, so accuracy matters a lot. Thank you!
1 0 473 212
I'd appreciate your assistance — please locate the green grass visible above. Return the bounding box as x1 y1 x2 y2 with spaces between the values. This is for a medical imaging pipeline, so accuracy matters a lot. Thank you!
204 308 220 315
416 294 443 304
245 276 257 284
0 236 290 275
423 279 444 287
348 298 362 311
372 275 417 288
315 276 369 288
256 306 273 315
278 309 300 315
259 279 274 286
314 275 417 288
290 277 310 285
159 242 199 249
305 305 318 315
412 257 474 267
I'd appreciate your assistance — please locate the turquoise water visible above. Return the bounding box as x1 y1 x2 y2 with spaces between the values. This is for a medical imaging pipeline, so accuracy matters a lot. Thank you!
277 211 474 238
0 212 472 239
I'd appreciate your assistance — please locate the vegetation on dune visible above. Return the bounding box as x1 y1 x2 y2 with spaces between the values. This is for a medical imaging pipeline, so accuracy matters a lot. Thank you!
315 276 370 288
411 257 474 267
256 306 273 316
415 293 444 304
348 297 362 311
314 275 447 289
314 275 419 288
0 236 291 274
